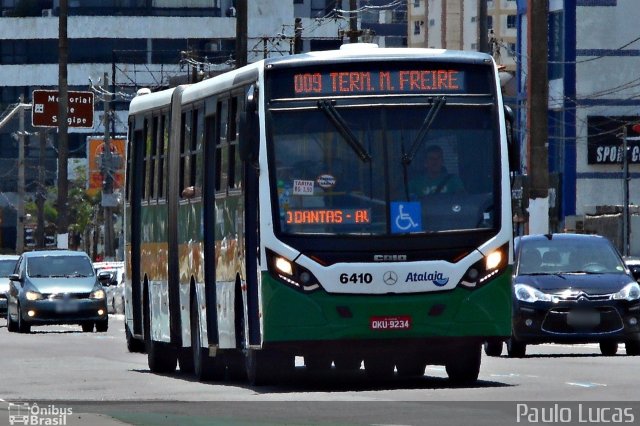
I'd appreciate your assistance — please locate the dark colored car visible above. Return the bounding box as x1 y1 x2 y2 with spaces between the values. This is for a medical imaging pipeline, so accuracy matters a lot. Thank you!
484 233 640 357
6 250 110 333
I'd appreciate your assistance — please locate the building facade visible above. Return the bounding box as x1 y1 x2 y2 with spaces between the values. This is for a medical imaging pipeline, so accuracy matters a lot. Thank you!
516 0 640 251
407 0 517 72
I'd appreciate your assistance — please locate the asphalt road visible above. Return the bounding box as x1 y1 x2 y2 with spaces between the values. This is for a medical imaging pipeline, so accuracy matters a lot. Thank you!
1 315 639 425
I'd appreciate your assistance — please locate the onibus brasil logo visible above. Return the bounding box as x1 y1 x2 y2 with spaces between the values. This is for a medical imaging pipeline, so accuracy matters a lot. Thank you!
8 402 72 426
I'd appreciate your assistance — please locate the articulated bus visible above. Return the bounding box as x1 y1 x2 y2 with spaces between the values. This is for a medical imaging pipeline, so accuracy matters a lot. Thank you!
124 45 516 385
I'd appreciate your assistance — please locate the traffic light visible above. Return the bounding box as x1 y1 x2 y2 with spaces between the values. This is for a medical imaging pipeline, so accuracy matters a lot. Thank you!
631 123 640 135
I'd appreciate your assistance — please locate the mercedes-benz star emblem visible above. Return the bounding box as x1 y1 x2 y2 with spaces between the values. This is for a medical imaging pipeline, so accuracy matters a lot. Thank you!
383 271 398 285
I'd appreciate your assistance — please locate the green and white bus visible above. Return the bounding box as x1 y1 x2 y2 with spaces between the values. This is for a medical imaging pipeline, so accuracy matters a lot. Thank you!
124 45 515 385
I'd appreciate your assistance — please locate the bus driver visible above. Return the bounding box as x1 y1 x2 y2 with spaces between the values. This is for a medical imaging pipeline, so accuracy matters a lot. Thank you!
409 145 464 198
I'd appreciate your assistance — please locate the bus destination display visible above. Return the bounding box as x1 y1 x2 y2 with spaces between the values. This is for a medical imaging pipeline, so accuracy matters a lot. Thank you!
293 70 465 96
286 208 371 225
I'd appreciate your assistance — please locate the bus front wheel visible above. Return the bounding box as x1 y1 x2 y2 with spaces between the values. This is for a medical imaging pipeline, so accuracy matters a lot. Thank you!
246 349 293 386
445 343 481 385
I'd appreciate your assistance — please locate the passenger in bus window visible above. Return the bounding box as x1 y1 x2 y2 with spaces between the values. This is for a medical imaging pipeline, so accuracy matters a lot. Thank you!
409 145 464 198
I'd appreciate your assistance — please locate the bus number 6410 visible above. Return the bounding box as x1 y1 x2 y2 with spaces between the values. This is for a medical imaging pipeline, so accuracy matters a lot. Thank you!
340 273 373 284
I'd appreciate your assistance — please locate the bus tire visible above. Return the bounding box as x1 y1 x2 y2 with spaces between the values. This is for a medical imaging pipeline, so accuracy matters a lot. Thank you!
304 354 333 372
445 343 481 385
395 357 426 377
178 348 195 374
144 285 177 373
125 323 145 353
246 349 293 386
364 356 395 381
191 295 225 381
333 355 361 371
147 339 177 373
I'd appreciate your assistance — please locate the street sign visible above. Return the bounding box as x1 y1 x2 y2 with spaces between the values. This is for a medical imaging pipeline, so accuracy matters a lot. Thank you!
31 89 95 128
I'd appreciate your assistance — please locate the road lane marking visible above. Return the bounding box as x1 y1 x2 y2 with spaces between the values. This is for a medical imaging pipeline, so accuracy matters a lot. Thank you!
566 382 607 388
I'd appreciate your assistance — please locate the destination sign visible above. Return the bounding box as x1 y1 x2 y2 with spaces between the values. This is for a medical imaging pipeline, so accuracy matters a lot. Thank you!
286 208 371 225
292 70 465 96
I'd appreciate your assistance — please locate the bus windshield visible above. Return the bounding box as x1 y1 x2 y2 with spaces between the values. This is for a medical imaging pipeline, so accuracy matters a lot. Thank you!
269 100 498 236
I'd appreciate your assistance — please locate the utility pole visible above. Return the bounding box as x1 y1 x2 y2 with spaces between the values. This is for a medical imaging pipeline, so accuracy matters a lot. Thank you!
623 123 640 256
236 0 247 67
294 17 303 54
36 129 47 248
16 96 25 254
527 0 549 234
102 73 114 259
478 0 489 53
349 0 360 43
57 0 69 248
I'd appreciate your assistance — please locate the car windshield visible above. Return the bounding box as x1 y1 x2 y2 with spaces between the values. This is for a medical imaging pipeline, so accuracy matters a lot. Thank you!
518 238 626 275
0 259 17 277
27 255 95 278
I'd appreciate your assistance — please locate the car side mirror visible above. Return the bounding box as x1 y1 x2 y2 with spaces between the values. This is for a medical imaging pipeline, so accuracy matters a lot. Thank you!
9 273 20 282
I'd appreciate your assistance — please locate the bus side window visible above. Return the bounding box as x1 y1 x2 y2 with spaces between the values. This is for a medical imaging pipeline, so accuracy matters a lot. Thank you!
228 96 239 190
216 100 229 193
157 114 168 200
149 115 159 200
141 117 149 201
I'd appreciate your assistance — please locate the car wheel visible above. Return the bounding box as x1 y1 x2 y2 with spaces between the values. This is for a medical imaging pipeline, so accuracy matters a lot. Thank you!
7 310 18 332
599 341 618 356
483 340 503 357
506 338 526 358
82 322 94 332
246 349 294 386
17 305 31 334
625 340 640 356
96 320 108 332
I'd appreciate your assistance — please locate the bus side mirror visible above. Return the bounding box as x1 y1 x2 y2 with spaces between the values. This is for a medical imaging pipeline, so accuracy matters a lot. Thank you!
504 105 519 173
239 84 258 162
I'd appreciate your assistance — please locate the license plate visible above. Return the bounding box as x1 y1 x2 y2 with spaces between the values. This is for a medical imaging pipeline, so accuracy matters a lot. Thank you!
567 310 600 327
370 315 412 330
55 301 79 313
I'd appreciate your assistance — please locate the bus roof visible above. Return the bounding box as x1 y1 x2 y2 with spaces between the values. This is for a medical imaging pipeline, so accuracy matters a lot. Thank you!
129 46 496 114
264 46 494 68
128 86 176 116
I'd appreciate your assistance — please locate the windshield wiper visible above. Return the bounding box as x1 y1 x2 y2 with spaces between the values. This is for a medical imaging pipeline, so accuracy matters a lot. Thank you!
401 96 446 165
318 100 371 162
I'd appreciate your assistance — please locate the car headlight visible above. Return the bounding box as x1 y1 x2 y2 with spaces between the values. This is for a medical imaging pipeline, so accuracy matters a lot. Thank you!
613 282 640 301
25 290 44 301
514 283 555 303
90 288 106 299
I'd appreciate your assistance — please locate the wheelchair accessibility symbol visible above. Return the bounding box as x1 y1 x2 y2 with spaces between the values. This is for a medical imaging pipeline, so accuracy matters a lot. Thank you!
391 202 422 233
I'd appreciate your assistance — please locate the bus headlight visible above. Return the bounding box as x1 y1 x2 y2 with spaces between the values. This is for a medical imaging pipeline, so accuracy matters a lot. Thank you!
274 256 293 275
267 249 321 292
460 243 509 289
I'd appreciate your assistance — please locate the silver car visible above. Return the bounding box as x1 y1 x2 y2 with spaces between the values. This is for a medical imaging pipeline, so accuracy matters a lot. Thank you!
6 250 109 333
0 254 20 316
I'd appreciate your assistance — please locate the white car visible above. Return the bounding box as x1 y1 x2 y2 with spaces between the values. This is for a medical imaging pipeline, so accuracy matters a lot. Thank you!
0 254 20 317
94 261 125 314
